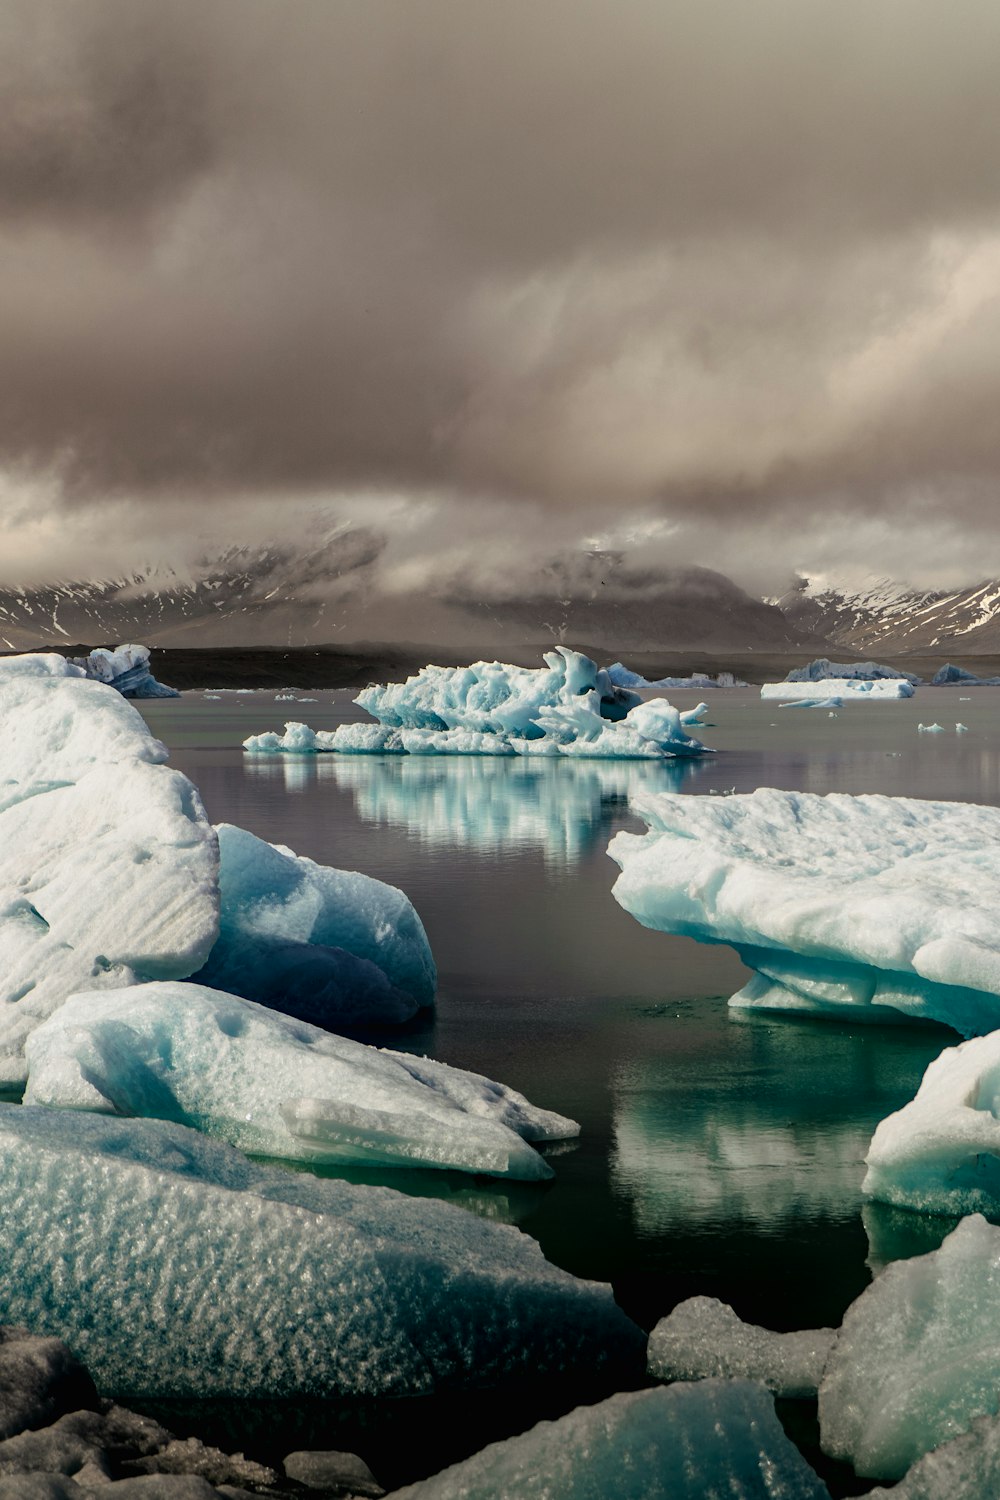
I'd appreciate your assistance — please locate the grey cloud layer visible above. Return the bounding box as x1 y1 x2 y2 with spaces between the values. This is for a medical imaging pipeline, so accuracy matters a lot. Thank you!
2 0 1000 585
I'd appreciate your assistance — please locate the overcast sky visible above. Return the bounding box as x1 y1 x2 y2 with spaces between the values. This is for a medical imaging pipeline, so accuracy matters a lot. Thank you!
2 0 1000 598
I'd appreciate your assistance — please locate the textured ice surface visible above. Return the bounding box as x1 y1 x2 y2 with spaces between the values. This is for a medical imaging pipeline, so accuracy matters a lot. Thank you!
193 823 434 1026
863 1032 1000 1215
69 644 179 699
865 1409 1000 1499
647 1297 836 1398
0 1105 643 1398
786 658 920 683
819 1214 1000 1479
245 649 712 761
388 1380 830 1499
605 663 747 689
610 788 1000 1034
932 663 1000 686
761 678 914 700
24 984 575 1179
0 654 84 679
0 676 218 1081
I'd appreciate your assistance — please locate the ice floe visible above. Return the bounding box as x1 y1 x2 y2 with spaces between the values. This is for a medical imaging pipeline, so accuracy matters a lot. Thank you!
761 678 914 700
863 1032 1000 1215
647 1297 837 1397
605 663 747 689
0 1106 643 1398
387 1380 829 1499
609 788 1000 1034
245 649 713 761
23 984 574 1179
192 823 434 1026
0 675 218 1082
819 1214 1000 1479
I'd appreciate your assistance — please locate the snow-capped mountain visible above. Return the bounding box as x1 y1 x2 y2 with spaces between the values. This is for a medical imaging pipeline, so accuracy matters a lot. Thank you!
775 575 1000 654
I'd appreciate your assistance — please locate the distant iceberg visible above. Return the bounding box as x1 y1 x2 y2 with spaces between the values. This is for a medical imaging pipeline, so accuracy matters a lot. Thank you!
0 1105 642 1398
762 678 914 700
931 662 1000 686
0 643 179 697
605 663 747 689
609 788 1000 1034
24 984 574 1180
786 657 921 684
245 648 714 761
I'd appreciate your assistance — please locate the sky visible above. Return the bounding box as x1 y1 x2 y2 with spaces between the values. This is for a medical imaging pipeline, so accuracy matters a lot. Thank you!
2 0 1000 603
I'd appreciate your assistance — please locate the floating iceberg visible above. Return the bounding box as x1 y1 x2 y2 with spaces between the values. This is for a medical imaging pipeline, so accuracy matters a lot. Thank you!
786 658 921 684
388 1380 829 1500
69 644 179 699
605 663 747 689
863 1033 1000 1216
609 788 1000 1034
779 696 843 709
192 823 434 1026
0 676 218 1082
761 678 914 700
819 1214 1000 1479
932 663 1000 686
245 650 713 761
23 984 574 1179
0 1106 643 1398
918 722 945 733
647 1297 837 1398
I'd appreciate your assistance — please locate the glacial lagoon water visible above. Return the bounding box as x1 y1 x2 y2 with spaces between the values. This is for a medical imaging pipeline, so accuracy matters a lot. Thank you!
130 684 1000 1475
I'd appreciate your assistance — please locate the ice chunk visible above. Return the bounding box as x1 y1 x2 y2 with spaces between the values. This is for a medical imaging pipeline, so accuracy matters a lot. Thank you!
762 678 914 700
0 654 84 679
647 1296 837 1398
956 722 969 733
864 1408 1000 1499
0 677 218 1082
918 722 945 733
610 788 1000 1034
284 1449 384 1495
69 644 179 699
786 658 920 683
779 696 843 709
605 663 748 689
0 1105 643 1397
192 823 434 1026
819 1214 1000 1479
387 1380 830 1499
862 1032 1000 1215
243 721 340 754
932 663 1000 686
24 984 575 1179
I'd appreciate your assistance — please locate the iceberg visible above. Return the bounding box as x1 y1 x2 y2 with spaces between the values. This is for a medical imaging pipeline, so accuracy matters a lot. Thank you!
864 1409 1000 1500
0 1105 644 1398
191 823 434 1026
779 696 843 709
647 1297 836 1398
931 663 1000 686
69 644 179 699
244 650 713 761
819 1214 1000 1479
605 663 748 689
761 678 914 700
387 1380 830 1500
0 675 218 1082
0 653 85 679
863 1032 1000 1216
609 788 1000 1034
23 984 575 1179
786 657 921 684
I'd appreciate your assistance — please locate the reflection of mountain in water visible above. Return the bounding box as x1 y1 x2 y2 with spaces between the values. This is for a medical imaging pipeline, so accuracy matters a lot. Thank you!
320 754 708 863
610 1014 942 1237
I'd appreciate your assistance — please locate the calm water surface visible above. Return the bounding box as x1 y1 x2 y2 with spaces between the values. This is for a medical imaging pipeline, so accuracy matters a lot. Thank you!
131 686 1000 1477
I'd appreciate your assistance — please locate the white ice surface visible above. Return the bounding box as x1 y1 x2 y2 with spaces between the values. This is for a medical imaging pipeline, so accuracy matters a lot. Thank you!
865 1409 1000 1500
0 654 84 679
863 1032 1000 1215
0 1105 643 1398
606 663 747 689
610 788 1000 1034
192 823 434 1026
761 679 914 700
0 677 218 1081
819 1214 1000 1479
24 984 576 1179
647 1297 837 1398
388 1380 830 1500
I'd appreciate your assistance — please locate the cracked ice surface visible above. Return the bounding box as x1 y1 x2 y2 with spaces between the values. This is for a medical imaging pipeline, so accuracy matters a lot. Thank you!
0 1106 643 1399
610 788 1000 1034
24 984 575 1179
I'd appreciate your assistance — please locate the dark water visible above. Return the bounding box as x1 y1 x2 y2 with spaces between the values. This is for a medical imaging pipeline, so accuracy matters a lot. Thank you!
131 686 1000 1481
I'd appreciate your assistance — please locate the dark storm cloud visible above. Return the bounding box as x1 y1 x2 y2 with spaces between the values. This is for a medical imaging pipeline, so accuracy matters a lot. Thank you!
3 0 1000 584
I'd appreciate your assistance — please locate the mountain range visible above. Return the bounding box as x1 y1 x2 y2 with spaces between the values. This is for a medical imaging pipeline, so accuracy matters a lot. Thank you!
775 576 1000 655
